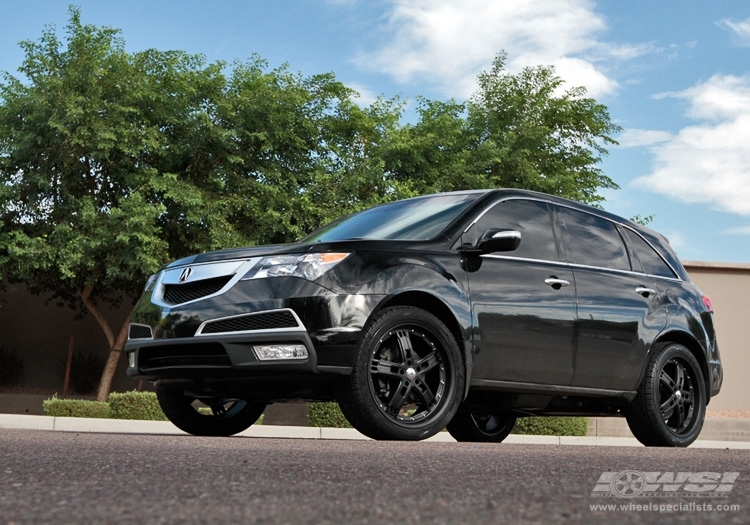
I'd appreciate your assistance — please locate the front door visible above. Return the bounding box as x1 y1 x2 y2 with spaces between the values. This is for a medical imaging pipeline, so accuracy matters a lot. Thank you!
465 198 576 386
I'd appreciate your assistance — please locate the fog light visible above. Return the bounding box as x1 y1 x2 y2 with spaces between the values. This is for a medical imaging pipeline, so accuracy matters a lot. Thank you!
127 352 136 368
253 344 308 361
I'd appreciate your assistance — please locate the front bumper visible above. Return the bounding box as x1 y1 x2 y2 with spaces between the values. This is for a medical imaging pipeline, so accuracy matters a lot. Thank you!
124 267 384 384
125 308 323 379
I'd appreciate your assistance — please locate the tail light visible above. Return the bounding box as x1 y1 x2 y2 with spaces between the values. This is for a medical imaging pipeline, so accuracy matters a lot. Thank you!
702 295 714 314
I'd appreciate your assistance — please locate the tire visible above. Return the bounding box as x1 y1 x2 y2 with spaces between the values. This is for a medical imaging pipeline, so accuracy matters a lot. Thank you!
338 306 466 441
447 408 516 443
155 384 267 437
626 343 706 447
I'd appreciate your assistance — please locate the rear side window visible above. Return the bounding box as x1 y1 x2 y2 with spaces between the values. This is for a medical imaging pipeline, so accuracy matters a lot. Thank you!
560 208 630 271
623 229 677 279
477 199 557 261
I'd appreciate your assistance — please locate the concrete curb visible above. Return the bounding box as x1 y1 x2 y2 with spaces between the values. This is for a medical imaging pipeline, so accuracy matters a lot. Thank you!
2 414 749 449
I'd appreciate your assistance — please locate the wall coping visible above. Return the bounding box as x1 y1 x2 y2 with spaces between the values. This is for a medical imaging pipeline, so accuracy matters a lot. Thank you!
683 260 750 272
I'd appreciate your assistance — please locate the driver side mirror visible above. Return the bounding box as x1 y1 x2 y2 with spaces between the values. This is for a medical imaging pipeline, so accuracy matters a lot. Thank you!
458 229 522 255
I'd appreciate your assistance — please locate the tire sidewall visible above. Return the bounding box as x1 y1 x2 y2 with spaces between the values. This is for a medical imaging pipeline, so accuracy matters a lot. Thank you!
646 344 706 446
353 307 465 440
156 385 266 437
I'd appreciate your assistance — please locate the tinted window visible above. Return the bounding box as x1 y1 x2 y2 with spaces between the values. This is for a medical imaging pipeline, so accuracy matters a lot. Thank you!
623 229 677 278
301 193 480 242
477 199 557 261
561 208 630 271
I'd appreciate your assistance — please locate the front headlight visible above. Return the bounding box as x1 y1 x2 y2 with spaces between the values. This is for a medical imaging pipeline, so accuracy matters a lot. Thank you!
241 253 350 281
143 273 159 292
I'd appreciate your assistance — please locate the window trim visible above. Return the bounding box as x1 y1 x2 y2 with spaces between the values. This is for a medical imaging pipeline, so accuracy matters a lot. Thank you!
463 196 561 262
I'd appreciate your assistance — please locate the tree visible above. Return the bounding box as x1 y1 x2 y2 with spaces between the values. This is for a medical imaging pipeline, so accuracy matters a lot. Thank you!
0 8 398 400
383 52 621 204
0 12 622 402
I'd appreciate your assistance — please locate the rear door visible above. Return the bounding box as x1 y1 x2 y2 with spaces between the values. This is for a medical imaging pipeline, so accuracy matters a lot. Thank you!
465 198 576 386
558 206 667 391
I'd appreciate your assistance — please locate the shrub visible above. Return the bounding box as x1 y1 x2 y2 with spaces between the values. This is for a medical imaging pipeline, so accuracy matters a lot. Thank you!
43 395 111 418
512 416 589 436
108 391 167 421
306 402 352 428
63 351 105 395
0 346 25 386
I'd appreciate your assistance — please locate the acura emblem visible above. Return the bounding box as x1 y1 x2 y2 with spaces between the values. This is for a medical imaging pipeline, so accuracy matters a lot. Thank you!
178 267 193 283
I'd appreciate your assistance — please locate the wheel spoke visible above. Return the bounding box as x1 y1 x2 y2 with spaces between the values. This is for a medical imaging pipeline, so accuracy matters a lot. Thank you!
660 395 677 420
387 380 411 414
681 390 694 404
416 348 441 374
395 329 414 365
412 380 437 409
674 362 685 391
660 369 676 391
371 358 404 378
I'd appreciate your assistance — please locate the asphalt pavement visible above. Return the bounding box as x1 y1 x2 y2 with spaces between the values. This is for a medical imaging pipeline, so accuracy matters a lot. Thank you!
1 413 749 449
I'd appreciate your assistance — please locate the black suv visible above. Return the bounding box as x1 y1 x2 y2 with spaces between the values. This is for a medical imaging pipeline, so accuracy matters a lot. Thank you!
125 189 722 446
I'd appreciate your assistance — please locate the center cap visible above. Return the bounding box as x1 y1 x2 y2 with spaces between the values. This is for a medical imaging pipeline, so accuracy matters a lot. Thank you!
405 367 417 381
675 390 682 401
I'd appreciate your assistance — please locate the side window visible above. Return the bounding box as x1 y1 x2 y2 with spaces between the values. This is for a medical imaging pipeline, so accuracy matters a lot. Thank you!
477 199 557 261
623 229 677 279
561 208 630 271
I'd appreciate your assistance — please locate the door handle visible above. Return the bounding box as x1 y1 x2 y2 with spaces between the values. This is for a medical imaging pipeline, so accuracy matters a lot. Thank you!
635 287 656 298
545 277 570 290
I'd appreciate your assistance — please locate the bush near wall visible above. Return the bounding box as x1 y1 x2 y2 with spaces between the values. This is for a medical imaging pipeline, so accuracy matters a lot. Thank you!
512 416 589 436
0 347 25 387
43 395 111 419
108 391 168 421
305 402 588 437
306 402 352 428
42 391 266 424
43 391 164 420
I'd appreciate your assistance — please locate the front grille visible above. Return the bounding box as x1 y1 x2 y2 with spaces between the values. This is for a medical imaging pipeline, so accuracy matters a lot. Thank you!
139 343 231 370
129 324 153 340
162 275 233 305
200 311 300 334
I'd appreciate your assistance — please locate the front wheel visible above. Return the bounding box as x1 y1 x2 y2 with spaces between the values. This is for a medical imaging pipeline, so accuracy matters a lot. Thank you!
447 409 516 443
626 343 706 447
338 306 466 441
156 384 267 437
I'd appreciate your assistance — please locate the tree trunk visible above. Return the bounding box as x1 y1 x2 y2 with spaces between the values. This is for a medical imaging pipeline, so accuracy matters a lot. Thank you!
80 285 132 402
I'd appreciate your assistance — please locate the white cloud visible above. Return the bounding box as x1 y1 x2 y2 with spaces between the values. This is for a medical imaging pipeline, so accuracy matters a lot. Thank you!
723 225 750 235
717 16 750 45
354 0 643 99
617 128 673 148
634 75 750 216
346 82 379 106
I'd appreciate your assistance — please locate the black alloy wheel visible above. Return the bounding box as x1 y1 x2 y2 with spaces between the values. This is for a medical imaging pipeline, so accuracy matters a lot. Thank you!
447 409 517 442
339 306 465 441
626 343 706 447
155 383 267 437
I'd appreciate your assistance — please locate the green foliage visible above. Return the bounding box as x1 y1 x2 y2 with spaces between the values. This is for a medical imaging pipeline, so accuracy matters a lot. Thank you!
108 391 167 420
306 402 352 428
43 394 111 418
512 416 589 436
1 10 623 400
0 347 25 386
383 53 621 205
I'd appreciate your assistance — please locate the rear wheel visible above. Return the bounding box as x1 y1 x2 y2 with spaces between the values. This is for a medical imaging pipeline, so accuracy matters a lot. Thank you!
156 384 267 437
338 306 465 441
626 343 706 447
447 409 516 443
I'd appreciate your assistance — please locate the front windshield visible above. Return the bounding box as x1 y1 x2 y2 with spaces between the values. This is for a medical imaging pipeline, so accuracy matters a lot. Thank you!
301 193 482 242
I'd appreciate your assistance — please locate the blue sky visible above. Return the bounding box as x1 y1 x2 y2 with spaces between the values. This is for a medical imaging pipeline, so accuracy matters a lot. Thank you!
2 1 750 263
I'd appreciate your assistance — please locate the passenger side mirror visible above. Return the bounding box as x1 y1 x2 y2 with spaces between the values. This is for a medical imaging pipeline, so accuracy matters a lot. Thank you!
459 229 521 255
